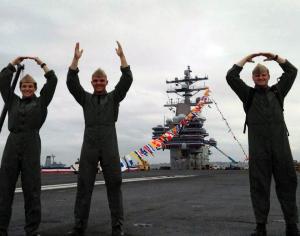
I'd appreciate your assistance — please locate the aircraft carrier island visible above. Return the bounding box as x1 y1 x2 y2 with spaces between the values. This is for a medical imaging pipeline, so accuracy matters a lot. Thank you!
152 66 216 170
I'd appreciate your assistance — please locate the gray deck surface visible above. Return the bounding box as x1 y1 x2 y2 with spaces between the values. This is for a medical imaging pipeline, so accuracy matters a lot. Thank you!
8 170 300 235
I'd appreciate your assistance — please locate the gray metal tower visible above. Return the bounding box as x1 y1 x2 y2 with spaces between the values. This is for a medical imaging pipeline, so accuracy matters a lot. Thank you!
152 66 216 170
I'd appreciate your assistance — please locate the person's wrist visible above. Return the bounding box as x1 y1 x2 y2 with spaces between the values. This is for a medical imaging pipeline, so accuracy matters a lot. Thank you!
240 59 247 66
276 56 286 64
72 58 78 65
41 63 46 68
70 63 78 70
273 55 278 61
11 60 18 66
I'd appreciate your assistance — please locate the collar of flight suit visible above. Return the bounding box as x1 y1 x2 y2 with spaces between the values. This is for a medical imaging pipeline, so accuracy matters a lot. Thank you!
93 90 108 96
254 85 270 93
21 94 37 102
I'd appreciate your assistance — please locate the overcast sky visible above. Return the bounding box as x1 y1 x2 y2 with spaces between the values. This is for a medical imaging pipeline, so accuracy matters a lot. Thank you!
0 0 300 165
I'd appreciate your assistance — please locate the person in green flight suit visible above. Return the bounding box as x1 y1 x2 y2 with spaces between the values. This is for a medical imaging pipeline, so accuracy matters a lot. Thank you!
0 56 58 236
66 41 132 236
226 52 299 236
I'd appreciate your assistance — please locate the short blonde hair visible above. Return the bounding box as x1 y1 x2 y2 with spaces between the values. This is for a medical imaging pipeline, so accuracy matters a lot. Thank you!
92 68 107 78
20 74 37 89
252 63 269 75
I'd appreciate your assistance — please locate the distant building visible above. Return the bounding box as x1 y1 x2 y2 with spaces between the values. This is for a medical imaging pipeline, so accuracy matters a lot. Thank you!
43 154 67 169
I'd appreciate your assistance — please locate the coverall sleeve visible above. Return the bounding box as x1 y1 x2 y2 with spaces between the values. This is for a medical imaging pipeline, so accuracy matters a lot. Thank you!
0 63 16 103
40 70 58 107
112 66 133 103
66 68 86 106
226 64 251 103
275 60 297 98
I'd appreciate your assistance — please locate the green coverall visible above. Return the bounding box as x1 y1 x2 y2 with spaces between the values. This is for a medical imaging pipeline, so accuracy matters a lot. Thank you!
66 66 132 232
0 63 57 234
226 60 298 224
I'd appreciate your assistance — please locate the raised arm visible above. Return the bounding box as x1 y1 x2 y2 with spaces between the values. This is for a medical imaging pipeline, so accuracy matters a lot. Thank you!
0 57 26 103
113 41 133 103
260 52 297 98
226 54 259 103
115 41 128 68
66 42 86 106
30 57 58 107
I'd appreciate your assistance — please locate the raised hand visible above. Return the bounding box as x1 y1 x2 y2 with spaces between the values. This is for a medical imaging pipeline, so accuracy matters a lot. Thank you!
236 53 260 67
115 41 124 58
74 42 83 60
11 56 28 66
115 41 128 68
29 57 43 66
245 53 261 63
259 52 276 61
259 52 286 64
70 43 83 70
25 56 49 72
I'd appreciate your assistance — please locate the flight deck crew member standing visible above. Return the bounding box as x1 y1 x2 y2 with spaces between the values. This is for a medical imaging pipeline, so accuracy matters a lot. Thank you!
226 52 299 236
0 56 58 236
67 41 132 236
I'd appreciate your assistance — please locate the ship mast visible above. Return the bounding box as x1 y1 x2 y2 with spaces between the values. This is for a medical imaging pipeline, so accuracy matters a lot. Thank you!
164 66 209 115
152 66 216 170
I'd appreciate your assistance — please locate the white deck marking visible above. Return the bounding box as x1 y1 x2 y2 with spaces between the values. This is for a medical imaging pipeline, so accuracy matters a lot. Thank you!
15 175 196 193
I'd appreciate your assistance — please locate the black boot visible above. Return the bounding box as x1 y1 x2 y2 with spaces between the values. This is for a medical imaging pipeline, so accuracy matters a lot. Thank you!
0 230 7 236
286 224 300 236
66 229 85 236
112 225 124 236
250 223 267 236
